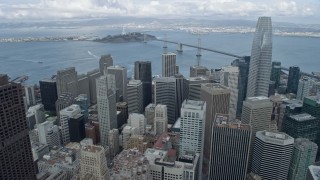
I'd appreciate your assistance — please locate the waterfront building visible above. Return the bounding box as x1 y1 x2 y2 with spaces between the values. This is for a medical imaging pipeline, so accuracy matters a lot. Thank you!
25 85 36 107
162 52 176 77
99 54 113 74
190 65 210 77
39 78 58 112
247 17 272 97
77 74 90 104
0 74 36 179
287 66 301 94
271 61 282 89
56 67 78 97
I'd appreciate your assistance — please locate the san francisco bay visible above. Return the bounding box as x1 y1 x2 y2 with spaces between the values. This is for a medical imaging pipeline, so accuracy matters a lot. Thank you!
1 26 320 84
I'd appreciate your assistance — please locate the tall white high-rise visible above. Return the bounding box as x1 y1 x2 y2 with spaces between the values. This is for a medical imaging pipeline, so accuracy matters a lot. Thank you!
127 113 146 135
80 145 109 179
59 104 81 144
162 52 176 77
179 100 206 180
127 80 143 114
252 131 294 179
106 65 127 102
56 67 78 97
37 121 61 148
297 77 311 101
96 74 117 147
153 104 168 135
247 17 273 97
220 66 239 120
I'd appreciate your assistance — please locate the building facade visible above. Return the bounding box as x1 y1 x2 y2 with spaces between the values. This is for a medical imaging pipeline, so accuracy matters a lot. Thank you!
200 83 230 163
0 74 36 179
247 17 272 97
39 78 58 112
252 131 294 180
162 52 177 77
56 67 78 97
287 66 301 94
96 74 117 147
127 80 143 114
106 65 127 102
154 104 168 135
134 61 152 108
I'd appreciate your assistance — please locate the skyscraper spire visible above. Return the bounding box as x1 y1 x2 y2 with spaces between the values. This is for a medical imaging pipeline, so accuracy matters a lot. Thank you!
247 17 273 97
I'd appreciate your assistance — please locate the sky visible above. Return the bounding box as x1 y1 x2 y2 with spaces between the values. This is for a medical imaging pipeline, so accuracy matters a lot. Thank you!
0 0 319 24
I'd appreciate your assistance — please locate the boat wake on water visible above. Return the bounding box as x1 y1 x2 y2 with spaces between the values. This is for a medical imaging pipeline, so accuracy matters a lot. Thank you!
88 50 99 59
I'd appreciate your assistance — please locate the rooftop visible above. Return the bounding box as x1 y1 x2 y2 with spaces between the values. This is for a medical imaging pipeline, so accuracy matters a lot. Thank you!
202 83 228 90
182 100 205 110
82 145 103 153
290 113 316 121
309 165 320 180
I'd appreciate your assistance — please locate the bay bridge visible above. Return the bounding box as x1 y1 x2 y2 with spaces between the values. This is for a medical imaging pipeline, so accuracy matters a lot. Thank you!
155 38 320 80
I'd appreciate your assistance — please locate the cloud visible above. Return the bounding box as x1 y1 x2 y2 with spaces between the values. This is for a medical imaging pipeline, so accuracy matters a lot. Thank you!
0 0 319 23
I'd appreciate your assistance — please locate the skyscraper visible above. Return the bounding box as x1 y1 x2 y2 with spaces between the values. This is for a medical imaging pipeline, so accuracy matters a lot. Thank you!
297 77 311 101
127 80 143 114
56 67 78 97
188 77 209 101
271 61 282 89
68 113 86 142
162 52 176 77
108 129 120 158
247 17 272 97
0 74 36 179
134 61 152 108
220 66 239 120
38 121 61 148
77 74 90 104
231 56 250 118
190 65 210 77
241 96 272 133
154 77 177 124
145 103 156 125
59 104 81 144
106 65 127 102
282 113 319 142
39 78 58 112
208 115 252 180
55 92 74 124
24 85 36 107
154 104 168 135
87 68 101 105
287 66 301 94
99 54 113 74
252 131 294 180
288 138 318 180
96 74 117 147
116 102 128 128
80 145 109 179
179 100 206 180
200 83 230 163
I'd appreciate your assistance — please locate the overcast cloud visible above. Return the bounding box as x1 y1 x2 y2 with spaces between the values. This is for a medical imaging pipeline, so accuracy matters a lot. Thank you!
0 0 319 23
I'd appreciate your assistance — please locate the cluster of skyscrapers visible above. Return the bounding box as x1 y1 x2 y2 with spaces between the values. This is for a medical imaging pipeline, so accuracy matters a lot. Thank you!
2 16 320 180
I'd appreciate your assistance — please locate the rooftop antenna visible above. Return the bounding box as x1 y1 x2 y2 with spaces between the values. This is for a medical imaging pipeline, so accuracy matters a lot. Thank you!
196 38 202 66
163 33 168 53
